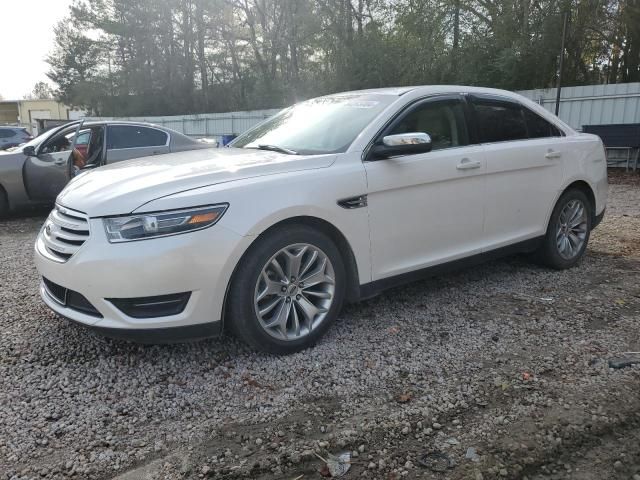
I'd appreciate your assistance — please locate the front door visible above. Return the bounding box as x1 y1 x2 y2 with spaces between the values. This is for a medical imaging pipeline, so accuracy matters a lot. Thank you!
364 95 487 281
23 123 82 202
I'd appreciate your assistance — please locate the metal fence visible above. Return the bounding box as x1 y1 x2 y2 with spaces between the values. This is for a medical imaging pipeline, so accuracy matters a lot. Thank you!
85 108 281 143
517 82 640 131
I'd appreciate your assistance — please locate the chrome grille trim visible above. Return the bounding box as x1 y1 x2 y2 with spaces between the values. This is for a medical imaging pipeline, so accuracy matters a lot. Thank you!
41 205 90 262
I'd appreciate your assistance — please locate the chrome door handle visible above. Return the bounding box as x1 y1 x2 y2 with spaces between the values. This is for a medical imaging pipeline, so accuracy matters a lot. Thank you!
456 158 481 170
54 159 65 165
545 150 562 159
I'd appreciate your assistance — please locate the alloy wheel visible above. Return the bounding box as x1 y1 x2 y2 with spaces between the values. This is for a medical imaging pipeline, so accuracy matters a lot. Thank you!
556 199 588 260
254 243 336 341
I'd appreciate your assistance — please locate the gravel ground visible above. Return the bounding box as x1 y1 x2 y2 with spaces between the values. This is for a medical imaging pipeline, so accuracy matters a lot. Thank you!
1 173 639 480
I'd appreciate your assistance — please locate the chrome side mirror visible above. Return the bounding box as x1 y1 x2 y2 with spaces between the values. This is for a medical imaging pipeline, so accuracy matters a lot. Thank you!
383 132 432 147
370 132 432 159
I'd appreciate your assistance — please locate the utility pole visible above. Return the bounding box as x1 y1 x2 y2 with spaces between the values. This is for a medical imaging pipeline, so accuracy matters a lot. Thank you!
555 10 569 116
108 51 115 117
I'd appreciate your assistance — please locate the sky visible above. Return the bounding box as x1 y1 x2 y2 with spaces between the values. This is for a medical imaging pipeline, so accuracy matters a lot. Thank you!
0 0 73 100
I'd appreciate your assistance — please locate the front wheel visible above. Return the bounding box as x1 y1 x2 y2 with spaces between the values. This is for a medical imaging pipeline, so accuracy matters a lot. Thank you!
536 189 592 269
226 225 346 354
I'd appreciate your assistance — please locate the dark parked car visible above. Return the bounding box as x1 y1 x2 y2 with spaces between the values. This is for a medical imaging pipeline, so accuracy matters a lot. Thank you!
0 126 33 150
0 121 214 216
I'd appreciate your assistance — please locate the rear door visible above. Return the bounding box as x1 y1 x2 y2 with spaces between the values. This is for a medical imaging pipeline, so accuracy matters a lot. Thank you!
470 95 565 248
23 123 82 202
105 125 170 163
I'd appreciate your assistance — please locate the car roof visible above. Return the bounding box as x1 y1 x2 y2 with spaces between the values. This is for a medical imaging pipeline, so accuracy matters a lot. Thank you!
333 87 417 96
79 120 168 128
57 120 198 143
333 85 527 100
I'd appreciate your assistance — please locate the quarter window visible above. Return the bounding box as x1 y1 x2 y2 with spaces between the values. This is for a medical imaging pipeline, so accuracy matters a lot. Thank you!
523 108 562 138
473 100 528 143
388 100 469 151
107 126 168 149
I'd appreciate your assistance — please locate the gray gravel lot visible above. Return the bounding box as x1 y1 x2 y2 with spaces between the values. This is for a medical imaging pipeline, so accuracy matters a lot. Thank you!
1 173 640 480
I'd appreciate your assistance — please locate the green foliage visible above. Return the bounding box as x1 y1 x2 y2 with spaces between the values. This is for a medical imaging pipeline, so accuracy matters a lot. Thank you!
47 0 640 115
23 82 55 100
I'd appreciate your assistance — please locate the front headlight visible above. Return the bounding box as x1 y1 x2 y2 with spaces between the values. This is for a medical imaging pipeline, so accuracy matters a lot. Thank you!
103 204 228 243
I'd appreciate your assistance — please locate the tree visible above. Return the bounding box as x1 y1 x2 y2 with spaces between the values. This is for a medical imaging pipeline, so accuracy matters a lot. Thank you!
46 0 640 116
23 81 55 100
46 20 105 113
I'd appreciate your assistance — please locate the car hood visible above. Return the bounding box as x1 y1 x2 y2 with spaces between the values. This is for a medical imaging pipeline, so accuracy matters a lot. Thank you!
0 149 25 158
58 147 336 217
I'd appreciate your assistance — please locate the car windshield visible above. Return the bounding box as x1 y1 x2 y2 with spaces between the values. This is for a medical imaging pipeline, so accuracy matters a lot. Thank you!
231 94 395 155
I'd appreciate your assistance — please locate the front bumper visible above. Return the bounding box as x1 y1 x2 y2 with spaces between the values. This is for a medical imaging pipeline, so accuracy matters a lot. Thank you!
35 215 252 340
45 302 221 343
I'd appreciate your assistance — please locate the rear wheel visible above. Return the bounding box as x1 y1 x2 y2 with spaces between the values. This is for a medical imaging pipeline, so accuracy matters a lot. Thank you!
226 225 346 354
536 189 592 269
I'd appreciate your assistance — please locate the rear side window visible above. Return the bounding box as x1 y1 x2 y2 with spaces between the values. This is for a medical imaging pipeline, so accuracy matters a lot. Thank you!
473 100 528 143
523 108 562 138
107 126 168 149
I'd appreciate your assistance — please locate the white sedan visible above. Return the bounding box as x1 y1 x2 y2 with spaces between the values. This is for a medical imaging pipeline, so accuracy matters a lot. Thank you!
34 86 607 353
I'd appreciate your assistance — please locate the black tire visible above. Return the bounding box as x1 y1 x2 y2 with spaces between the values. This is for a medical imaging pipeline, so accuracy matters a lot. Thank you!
226 224 346 354
536 189 592 270
0 188 8 218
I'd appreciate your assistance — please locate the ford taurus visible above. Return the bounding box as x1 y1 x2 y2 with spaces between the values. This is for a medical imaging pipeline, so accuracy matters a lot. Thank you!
34 86 608 353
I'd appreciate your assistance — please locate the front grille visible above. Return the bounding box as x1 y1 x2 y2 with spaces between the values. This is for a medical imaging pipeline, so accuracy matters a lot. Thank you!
42 205 90 262
42 277 102 318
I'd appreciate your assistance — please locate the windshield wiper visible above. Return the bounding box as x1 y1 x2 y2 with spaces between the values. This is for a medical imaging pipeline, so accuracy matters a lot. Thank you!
253 144 298 155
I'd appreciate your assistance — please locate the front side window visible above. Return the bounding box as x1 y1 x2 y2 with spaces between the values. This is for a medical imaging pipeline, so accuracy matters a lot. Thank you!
523 108 562 138
107 126 168 149
473 100 528 143
388 100 469 151
231 94 395 155
40 127 79 154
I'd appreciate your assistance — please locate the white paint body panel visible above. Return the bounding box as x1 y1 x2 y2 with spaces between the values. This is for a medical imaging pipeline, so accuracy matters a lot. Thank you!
482 137 566 248
365 144 487 280
34 85 608 334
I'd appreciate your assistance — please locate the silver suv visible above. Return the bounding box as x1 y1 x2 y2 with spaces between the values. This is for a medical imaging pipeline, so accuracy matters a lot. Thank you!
0 127 32 150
